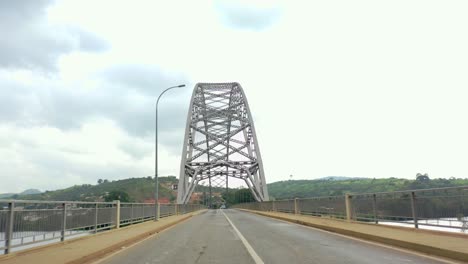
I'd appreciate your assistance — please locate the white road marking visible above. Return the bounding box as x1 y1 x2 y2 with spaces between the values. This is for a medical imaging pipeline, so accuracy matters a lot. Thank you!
222 210 265 264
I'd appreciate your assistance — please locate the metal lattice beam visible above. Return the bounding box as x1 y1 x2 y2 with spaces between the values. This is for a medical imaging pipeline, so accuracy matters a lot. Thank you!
177 83 269 204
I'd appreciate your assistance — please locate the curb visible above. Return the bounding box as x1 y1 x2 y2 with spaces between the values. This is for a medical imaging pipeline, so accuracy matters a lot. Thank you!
242 210 468 263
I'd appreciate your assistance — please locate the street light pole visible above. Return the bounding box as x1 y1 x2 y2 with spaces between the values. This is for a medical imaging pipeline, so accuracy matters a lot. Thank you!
155 84 185 221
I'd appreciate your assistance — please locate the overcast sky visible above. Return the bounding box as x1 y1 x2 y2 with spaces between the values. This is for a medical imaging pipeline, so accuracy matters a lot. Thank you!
1 0 467 193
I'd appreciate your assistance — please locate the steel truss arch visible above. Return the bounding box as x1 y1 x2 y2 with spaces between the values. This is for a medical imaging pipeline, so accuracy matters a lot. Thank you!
177 83 269 204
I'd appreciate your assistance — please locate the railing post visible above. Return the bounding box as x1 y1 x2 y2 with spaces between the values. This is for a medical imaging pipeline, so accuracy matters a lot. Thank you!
154 202 159 221
157 202 160 219
175 204 178 215
61 202 67 242
345 194 353 221
410 192 418 228
131 203 134 223
94 203 99 233
372 194 378 224
5 201 14 254
114 200 120 229
294 198 299 215
272 200 276 212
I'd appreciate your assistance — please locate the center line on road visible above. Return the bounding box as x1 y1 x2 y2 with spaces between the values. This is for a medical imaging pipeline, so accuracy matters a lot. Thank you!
221 210 264 264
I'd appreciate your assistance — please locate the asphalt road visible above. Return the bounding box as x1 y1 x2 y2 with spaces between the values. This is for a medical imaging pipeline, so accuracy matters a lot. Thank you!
100 209 449 264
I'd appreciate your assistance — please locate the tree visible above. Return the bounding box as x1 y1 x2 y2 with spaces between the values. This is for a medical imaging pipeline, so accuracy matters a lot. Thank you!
105 190 130 202
97 179 103 184
103 179 109 183
416 173 430 182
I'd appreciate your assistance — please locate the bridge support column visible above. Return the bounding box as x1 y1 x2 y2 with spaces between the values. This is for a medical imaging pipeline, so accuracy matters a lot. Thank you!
114 200 121 229
5 201 14 254
345 194 353 222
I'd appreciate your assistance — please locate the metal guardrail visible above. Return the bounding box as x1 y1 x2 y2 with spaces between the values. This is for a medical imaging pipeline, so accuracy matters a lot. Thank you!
0 200 205 254
234 186 468 233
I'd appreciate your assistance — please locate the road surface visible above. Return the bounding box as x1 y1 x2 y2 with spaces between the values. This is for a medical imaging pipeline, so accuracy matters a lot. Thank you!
100 209 449 264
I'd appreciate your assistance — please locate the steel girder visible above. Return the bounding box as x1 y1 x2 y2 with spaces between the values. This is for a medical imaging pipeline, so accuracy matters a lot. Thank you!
177 83 269 204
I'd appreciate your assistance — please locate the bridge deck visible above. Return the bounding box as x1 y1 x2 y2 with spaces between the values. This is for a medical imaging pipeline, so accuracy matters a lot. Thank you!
100 210 458 264
0 209 465 264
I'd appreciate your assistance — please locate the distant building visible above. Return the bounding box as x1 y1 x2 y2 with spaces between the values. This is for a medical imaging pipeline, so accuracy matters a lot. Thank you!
189 192 203 203
143 198 170 204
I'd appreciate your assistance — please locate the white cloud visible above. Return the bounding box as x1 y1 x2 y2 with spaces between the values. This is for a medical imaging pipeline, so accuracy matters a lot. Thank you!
0 0 108 71
0 119 181 193
215 0 283 30
1 0 468 194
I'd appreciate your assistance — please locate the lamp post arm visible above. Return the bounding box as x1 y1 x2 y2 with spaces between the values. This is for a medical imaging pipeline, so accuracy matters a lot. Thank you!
156 84 186 106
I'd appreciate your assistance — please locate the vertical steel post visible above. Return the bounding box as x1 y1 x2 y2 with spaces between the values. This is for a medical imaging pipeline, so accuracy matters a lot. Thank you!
294 198 299 214
345 194 353 221
94 203 99 233
61 202 67 242
114 200 120 229
410 192 419 228
209 178 212 208
5 201 14 254
272 200 276 212
131 203 134 223
155 99 159 221
372 194 378 224
157 203 160 219
154 203 159 221
175 204 178 215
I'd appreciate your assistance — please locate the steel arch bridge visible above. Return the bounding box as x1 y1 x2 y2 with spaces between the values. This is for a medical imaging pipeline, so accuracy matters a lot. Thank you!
177 83 269 204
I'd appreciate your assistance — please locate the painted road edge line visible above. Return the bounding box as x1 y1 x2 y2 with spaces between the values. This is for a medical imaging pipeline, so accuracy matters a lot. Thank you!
221 210 264 264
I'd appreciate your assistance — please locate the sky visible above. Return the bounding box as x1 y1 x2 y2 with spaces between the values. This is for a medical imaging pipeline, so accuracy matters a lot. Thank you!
1 0 468 193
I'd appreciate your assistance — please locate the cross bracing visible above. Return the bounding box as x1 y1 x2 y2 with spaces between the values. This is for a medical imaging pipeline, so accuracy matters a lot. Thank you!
177 83 269 204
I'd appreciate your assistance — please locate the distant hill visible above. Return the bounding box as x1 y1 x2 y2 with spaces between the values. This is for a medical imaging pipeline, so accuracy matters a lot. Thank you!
267 177 468 199
315 176 368 181
5 176 246 203
0 193 14 199
21 189 41 195
13 177 178 202
0 189 41 199
5 176 468 203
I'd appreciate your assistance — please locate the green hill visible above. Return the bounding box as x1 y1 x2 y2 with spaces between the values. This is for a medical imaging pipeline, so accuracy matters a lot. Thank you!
7 175 468 203
15 176 178 202
0 189 42 199
267 177 468 200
